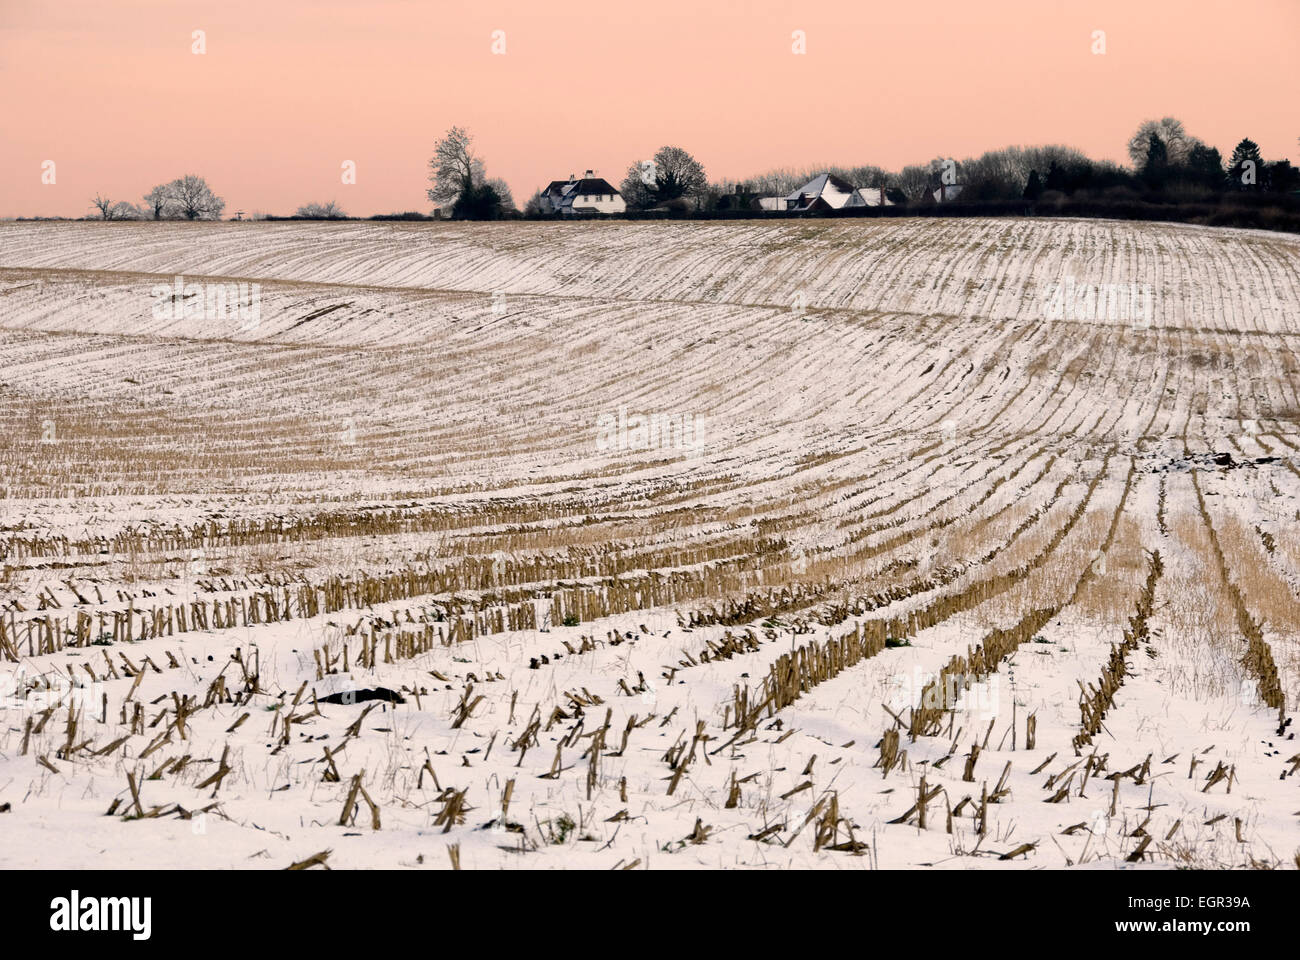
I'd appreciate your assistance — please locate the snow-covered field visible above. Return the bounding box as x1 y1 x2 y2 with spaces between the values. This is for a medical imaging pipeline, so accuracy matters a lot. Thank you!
0 218 1297 870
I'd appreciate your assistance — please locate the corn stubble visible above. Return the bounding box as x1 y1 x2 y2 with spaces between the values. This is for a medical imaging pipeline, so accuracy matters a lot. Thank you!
0 218 1296 869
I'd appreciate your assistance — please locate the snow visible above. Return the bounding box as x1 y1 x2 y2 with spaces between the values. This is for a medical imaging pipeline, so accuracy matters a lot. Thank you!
0 218 1297 869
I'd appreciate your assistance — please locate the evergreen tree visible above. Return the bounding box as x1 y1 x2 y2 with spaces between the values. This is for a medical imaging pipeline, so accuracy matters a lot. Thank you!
1023 170 1043 201
451 182 505 220
1126 118 1189 167
1185 143 1224 190
1227 138 1263 190
1264 160 1299 194
1142 133 1169 189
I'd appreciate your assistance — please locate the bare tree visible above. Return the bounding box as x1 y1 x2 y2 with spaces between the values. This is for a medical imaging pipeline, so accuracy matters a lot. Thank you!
143 185 173 220
894 165 932 202
523 189 546 216
112 201 144 220
427 126 486 210
91 195 115 219
1126 118 1191 168
620 146 708 209
743 168 802 196
166 175 226 220
486 178 516 212
294 200 346 218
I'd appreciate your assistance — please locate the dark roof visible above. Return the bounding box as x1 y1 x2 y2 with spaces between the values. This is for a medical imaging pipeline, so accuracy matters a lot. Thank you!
789 195 836 214
543 178 621 205
824 173 858 194
567 178 619 196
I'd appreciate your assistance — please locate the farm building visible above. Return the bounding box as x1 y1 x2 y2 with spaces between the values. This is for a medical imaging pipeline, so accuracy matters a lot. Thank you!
783 174 894 212
539 171 626 216
853 186 892 206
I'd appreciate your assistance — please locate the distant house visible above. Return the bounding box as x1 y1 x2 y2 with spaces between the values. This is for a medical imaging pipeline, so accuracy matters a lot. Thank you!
539 171 626 216
716 185 763 212
932 184 964 203
853 186 892 206
784 173 858 212
783 174 894 212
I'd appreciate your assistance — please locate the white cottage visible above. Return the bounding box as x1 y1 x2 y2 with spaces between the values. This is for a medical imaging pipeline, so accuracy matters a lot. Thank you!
540 171 626 216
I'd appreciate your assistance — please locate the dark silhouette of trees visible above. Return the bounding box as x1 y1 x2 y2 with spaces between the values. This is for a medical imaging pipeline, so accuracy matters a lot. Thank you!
294 201 346 219
1023 170 1043 201
165 176 225 219
1264 160 1299 194
1228 138 1264 190
1184 143 1225 191
1142 134 1170 189
620 146 708 209
425 126 512 218
1044 161 1067 193
451 182 506 220
1126 118 1187 167
427 126 485 210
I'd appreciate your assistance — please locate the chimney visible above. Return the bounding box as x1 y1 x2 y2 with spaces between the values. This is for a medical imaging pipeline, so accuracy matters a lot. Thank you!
584 169 594 179
568 172 574 182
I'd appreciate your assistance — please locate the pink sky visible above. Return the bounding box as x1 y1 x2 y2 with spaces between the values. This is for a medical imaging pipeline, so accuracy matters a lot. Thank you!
1 0 1295 218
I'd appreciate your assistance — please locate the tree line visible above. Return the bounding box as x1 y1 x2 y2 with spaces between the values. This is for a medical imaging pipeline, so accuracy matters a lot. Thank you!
74 116 1297 229
89 175 226 221
425 118 1297 223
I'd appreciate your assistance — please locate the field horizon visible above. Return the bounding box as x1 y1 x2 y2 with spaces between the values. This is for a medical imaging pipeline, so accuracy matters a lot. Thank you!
1 216 1298 871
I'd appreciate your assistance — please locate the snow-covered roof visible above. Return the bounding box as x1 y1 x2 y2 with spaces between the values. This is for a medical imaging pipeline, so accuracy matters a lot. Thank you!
785 174 863 211
849 186 891 207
